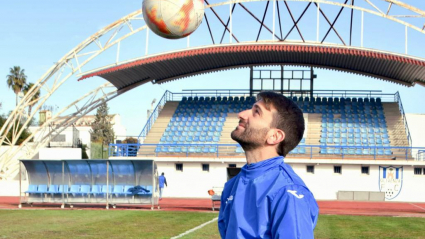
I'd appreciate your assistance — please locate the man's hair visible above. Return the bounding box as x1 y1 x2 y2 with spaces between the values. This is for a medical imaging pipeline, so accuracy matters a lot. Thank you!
161 172 164 175
257 91 305 157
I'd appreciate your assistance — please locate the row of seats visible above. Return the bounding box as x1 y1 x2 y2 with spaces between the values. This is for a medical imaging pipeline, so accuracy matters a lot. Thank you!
182 96 256 104
26 185 152 196
291 96 382 104
321 133 389 140
155 146 218 153
320 148 393 155
160 136 221 143
287 147 393 155
302 104 384 111
295 97 384 114
163 131 221 137
169 121 225 127
322 128 388 134
321 122 387 129
165 126 223 132
320 138 390 145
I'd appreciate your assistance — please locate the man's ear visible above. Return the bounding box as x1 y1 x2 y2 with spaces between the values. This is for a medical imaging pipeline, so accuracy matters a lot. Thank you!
266 129 285 145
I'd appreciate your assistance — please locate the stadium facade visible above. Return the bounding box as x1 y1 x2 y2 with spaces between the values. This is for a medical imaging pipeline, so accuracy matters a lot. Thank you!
109 89 425 202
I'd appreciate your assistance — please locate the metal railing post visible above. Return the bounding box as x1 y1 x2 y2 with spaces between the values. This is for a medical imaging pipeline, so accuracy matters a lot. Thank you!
310 146 313 159
374 147 376 160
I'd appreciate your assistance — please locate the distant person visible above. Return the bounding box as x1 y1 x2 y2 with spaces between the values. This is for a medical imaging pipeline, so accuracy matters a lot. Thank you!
218 92 319 238
158 172 167 200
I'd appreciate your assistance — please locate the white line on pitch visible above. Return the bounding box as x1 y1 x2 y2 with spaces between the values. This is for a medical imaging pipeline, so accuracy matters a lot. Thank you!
409 203 425 211
170 217 218 239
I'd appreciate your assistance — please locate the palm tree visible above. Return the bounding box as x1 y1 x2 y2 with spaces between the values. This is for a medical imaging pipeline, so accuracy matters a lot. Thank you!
23 83 40 116
6 66 27 106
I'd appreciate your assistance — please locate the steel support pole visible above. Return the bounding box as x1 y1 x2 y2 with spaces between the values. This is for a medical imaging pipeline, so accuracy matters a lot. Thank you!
106 160 109 210
273 0 276 41
230 2 233 43
62 160 65 209
316 3 320 42
18 161 21 208
281 65 284 95
249 66 253 96
310 67 314 99
151 160 154 210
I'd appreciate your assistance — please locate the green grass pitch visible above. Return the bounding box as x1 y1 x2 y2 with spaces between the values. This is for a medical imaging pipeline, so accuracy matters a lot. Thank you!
0 210 424 238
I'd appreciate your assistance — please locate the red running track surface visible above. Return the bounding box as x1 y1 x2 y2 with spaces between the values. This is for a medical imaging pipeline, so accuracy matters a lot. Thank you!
1 197 425 217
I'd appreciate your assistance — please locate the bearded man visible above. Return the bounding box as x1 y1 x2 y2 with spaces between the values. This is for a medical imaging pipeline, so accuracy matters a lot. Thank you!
218 92 319 239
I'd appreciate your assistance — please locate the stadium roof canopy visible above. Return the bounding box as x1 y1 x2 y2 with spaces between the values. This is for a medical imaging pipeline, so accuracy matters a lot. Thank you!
79 43 425 93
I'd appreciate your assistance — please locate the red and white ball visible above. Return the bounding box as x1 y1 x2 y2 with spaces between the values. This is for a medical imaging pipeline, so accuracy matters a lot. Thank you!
142 0 205 39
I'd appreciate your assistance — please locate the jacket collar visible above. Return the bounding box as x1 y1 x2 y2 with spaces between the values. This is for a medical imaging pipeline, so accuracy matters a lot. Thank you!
240 156 284 180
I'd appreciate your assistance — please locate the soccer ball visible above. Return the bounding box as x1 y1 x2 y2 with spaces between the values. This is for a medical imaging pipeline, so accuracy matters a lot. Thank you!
142 0 205 39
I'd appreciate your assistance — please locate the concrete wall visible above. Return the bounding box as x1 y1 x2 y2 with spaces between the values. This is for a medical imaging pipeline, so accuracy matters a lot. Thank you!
156 161 245 198
405 114 425 160
155 159 425 202
405 114 425 148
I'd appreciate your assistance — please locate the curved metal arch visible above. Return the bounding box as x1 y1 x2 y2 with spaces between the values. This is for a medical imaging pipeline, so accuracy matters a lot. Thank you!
206 0 425 34
0 9 146 180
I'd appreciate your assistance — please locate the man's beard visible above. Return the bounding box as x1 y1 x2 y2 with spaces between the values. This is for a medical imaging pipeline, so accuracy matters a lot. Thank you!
231 121 269 151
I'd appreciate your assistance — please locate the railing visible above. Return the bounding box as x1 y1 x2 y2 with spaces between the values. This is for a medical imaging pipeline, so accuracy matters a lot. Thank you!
395 91 412 147
417 150 425 161
109 144 425 161
171 89 397 102
137 90 172 143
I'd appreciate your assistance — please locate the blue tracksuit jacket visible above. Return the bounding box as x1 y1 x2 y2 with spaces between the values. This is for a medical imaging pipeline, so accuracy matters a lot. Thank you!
159 175 167 188
218 156 319 239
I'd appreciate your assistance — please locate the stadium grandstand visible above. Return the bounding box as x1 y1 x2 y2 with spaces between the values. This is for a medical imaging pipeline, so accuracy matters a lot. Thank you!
125 90 410 159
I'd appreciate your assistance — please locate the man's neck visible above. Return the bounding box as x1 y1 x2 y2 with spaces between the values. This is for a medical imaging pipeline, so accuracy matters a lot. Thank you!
245 148 280 165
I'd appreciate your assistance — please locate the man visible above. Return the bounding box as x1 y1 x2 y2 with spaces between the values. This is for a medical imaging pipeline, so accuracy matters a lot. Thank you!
218 92 319 239
158 172 167 200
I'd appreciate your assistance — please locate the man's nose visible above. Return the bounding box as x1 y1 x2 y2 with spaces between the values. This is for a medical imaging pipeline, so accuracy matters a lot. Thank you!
238 109 250 120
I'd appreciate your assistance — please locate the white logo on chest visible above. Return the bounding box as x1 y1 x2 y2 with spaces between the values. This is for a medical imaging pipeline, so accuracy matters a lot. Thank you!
287 190 304 199
226 195 234 204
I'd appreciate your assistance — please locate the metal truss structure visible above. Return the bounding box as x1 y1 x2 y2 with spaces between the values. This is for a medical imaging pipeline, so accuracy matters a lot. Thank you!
1 0 425 180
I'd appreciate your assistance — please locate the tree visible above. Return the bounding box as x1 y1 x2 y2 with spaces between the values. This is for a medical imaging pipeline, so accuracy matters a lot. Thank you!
90 101 115 146
23 83 41 117
0 113 32 145
6 66 27 106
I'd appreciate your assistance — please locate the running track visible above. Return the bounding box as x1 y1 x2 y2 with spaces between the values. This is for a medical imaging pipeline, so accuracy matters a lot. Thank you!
1 197 425 217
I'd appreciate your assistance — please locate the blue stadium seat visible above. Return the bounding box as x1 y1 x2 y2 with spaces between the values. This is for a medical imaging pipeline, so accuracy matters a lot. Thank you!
101 185 112 195
25 185 38 194
69 185 80 195
91 185 101 196
58 185 69 194
46 185 59 195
